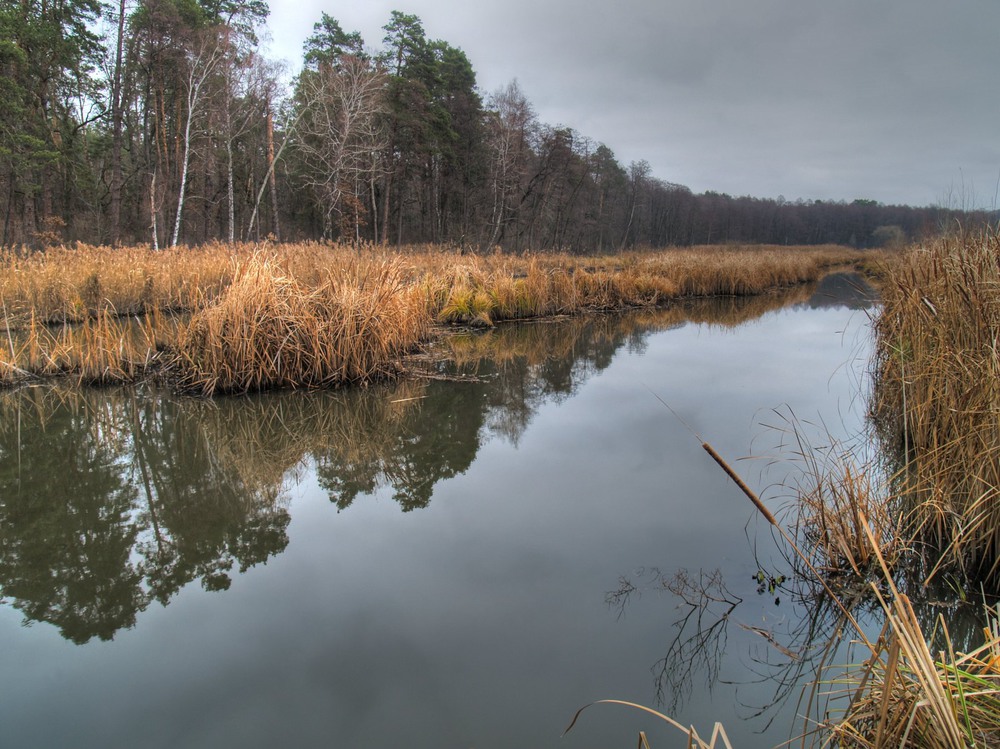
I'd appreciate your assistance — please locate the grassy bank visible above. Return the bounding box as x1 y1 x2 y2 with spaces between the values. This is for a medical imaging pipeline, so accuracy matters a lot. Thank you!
748 229 1000 747
574 230 1000 748
0 242 869 394
872 229 1000 583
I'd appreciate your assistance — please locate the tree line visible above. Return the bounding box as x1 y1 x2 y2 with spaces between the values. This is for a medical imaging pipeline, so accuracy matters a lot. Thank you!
2 1 993 251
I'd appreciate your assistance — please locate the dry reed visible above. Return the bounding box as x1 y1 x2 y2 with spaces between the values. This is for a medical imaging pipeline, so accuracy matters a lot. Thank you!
701 433 1000 749
173 255 429 395
818 521 1000 749
0 241 872 393
872 228 1000 582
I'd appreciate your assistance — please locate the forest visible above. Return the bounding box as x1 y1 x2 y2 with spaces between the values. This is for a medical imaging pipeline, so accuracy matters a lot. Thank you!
2 0 994 251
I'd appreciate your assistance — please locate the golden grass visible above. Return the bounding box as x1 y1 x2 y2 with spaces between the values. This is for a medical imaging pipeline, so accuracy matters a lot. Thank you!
0 241 872 393
172 255 429 394
699 430 1000 749
817 519 1000 749
0 243 233 323
871 228 1000 582
424 244 864 326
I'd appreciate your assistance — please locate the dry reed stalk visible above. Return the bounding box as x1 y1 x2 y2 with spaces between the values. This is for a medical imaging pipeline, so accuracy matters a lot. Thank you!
823 518 1000 749
564 699 734 749
702 440 873 647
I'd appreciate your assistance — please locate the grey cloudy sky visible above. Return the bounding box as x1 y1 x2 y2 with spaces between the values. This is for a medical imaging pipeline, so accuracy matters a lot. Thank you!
264 0 1000 208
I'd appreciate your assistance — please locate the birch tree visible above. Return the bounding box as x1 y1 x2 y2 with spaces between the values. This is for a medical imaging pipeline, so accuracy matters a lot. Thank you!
170 30 225 247
485 80 535 248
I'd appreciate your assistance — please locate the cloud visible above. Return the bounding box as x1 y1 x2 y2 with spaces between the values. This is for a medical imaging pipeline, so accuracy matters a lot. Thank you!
264 0 1000 207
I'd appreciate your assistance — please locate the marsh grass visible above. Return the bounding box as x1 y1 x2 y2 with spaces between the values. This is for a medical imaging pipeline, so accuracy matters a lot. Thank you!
426 244 861 326
587 374 1000 749
0 244 233 323
0 308 179 386
173 255 429 395
819 523 1000 749
872 229 1000 582
0 241 871 392
756 414 909 584
690 435 1000 749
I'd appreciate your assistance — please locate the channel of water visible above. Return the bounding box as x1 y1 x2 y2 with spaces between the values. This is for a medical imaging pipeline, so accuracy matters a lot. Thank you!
0 274 880 748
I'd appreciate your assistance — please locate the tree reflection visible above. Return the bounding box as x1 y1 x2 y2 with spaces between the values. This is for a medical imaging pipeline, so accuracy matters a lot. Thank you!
611 544 990 735
0 388 291 643
315 310 693 506
0 394 143 643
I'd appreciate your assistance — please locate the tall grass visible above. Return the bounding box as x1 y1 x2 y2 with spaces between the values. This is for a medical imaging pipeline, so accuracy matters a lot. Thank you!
872 228 1000 582
704 433 1000 749
425 244 864 326
0 241 872 392
173 255 429 395
0 243 233 323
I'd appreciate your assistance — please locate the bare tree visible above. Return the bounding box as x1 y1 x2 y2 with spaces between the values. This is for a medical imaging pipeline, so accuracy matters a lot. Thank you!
485 80 535 248
217 44 274 243
293 55 387 240
620 160 650 251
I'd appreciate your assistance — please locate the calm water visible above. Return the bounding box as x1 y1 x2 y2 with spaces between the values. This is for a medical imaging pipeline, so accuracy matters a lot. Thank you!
0 276 878 748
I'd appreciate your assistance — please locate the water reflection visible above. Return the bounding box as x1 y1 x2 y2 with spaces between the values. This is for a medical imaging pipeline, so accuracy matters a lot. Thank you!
802 271 878 310
0 278 835 646
0 389 291 643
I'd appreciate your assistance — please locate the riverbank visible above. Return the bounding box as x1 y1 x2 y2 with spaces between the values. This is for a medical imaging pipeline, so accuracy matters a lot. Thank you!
566 228 1000 748
0 241 872 394
761 228 1000 747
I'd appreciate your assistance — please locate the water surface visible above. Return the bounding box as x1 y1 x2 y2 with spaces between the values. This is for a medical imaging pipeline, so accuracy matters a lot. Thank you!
0 279 877 748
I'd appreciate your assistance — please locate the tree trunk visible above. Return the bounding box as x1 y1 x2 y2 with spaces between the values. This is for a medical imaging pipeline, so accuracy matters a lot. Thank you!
150 170 159 250
109 0 126 246
170 109 193 247
226 134 235 243
266 106 280 241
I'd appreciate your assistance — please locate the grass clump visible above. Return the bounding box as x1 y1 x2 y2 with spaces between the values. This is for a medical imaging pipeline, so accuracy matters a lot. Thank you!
699 437 1000 749
828 593 1000 749
173 256 429 395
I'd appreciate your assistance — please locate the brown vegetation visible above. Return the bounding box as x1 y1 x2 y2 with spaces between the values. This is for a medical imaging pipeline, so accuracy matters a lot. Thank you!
0 242 870 394
872 229 1000 583
712 227 1000 749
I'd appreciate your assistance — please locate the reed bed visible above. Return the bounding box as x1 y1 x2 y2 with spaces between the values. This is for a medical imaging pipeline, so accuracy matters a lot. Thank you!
0 243 234 323
871 228 1000 582
0 241 871 393
1 309 180 386
436 286 818 377
826 595 1000 749
423 244 864 326
790 445 906 584
812 516 1000 749
575 436 1000 749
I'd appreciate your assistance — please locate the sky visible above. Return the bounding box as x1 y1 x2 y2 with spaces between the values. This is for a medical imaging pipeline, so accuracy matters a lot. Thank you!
263 0 1000 208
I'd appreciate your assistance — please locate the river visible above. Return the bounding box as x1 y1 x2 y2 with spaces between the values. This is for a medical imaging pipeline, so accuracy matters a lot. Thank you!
0 274 877 748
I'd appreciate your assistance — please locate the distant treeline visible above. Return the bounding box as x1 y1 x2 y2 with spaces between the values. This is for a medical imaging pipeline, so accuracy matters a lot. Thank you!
2 1 994 251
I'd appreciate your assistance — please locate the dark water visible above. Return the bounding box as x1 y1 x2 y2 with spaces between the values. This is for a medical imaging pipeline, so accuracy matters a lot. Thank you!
0 278 879 748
